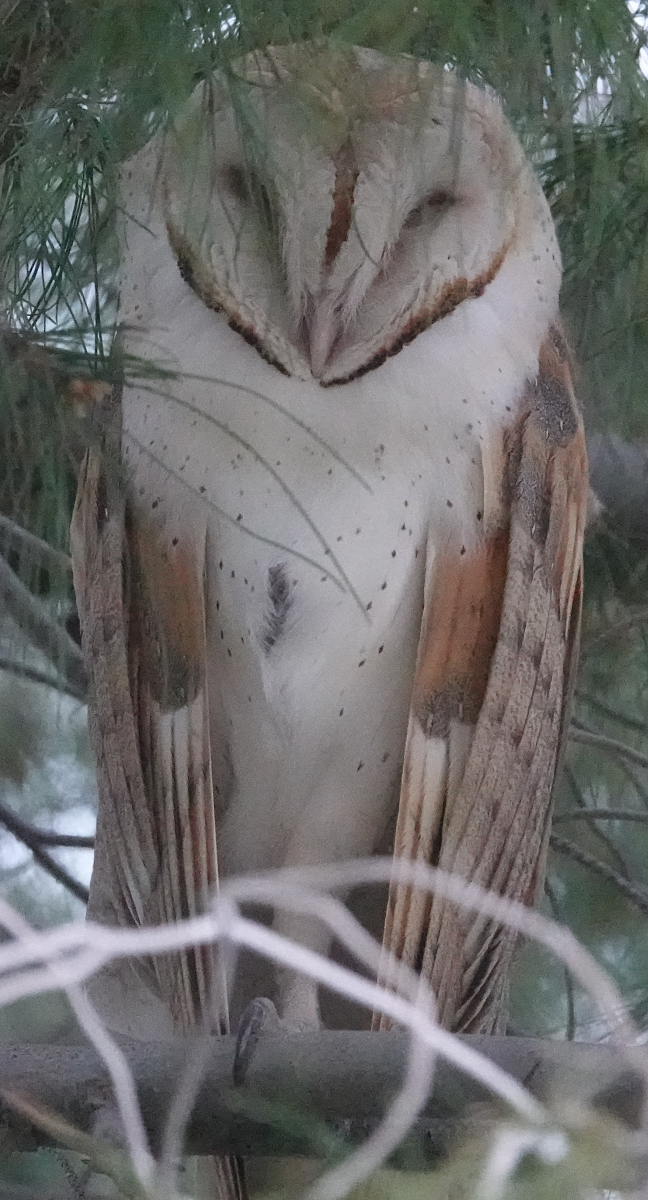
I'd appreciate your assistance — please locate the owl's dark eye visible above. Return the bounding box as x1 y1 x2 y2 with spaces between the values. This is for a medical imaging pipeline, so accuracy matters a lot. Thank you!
221 164 249 201
403 189 455 230
221 164 275 229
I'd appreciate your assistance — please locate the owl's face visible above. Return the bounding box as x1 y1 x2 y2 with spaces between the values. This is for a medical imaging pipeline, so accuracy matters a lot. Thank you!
163 45 547 384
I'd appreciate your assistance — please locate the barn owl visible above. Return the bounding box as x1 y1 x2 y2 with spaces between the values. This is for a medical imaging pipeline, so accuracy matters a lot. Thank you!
71 37 586 1129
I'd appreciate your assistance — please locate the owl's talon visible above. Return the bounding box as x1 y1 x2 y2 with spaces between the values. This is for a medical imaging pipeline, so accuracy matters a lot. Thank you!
233 996 281 1086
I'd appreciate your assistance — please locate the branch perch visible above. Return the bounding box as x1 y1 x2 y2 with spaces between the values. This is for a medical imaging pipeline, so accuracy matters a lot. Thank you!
0 1034 643 1162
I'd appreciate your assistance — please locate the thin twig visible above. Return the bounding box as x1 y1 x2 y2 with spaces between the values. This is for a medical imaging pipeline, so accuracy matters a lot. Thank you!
569 723 648 772
0 800 89 903
0 553 87 698
582 607 648 653
563 765 631 877
0 799 94 848
554 808 648 824
550 834 648 916
615 756 648 807
544 879 576 1040
576 691 648 736
0 655 86 702
0 512 72 571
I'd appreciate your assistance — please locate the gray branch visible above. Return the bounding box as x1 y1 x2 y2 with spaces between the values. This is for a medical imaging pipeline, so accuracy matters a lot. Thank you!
0 512 72 572
569 723 648 771
0 1034 644 1163
554 808 648 823
0 552 87 700
0 655 86 702
550 833 648 915
0 798 94 850
588 433 648 546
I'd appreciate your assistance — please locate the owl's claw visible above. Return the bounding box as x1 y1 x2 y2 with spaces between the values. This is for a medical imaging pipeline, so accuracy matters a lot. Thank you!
233 996 281 1086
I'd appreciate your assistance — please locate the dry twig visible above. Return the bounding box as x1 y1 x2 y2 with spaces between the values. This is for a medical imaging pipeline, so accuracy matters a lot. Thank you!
569 723 648 772
554 808 648 824
0 799 90 902
550 833 648 916
0 552 86 698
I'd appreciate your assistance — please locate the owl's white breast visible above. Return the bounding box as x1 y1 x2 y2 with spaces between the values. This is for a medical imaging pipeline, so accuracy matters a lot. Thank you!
119 139 559 878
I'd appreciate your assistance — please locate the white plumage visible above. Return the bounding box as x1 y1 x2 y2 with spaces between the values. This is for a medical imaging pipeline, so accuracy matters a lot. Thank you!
72 44 586 1059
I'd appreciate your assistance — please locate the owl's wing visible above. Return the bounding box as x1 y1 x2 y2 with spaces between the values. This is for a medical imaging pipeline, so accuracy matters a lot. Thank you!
378 328 588 1034
72 387 244 1198
71 388 244 1200
71 385 226 1031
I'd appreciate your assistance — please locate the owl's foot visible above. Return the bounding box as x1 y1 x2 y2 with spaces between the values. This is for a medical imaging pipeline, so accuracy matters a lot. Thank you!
233 996 281 1086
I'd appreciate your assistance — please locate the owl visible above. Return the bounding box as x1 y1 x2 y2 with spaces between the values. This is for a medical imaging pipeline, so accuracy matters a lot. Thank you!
72 41 586 1077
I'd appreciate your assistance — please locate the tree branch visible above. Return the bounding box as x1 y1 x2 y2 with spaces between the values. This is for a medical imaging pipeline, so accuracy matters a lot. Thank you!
0 799 90 903
582 607 648 652
554 808 648 824
568 723 648 772
0 551 87 700
0 655 85 702
0 799 94 849
563 764 631 876
614 756 648 806
544 878 575 1040
588 433 648 549
549 833 648 915
576 691 648 736
0 1034 644 1161
0 512 72 572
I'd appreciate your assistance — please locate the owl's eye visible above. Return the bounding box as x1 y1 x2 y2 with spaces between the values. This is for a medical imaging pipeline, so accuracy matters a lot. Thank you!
221 164 250 201
403 189 455 230
221 164 274 228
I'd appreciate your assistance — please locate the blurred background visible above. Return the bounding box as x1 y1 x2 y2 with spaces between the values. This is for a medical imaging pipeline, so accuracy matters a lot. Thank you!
3 0 648 1192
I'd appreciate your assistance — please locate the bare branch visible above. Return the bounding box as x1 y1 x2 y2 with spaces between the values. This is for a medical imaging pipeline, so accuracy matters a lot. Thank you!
554 808 648 824
563 765 631 876
569 723 648 772
0 799 90 902
581 607 648 653
0 552 87 698
614 756 648 807
0 799 94 848
550 833 648 915
544 879 575 1040
0 857 645 1199
588 433 648 548
0 1035 643 1161
0 512 72 572
0 655 86 702
576 691 648 736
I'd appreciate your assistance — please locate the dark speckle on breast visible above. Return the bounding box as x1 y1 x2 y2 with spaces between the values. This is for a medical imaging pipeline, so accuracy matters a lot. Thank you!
262 563 292 652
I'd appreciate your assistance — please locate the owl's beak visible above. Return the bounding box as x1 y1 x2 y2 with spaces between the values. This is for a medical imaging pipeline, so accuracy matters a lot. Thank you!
308 301 339 379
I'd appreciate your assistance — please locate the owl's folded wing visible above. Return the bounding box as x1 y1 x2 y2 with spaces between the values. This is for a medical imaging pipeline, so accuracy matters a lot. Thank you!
378 328 588 1033
70 384 228 1038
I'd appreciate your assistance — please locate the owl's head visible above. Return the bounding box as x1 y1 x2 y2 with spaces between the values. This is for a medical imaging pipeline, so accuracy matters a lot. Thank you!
163 44 558 385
